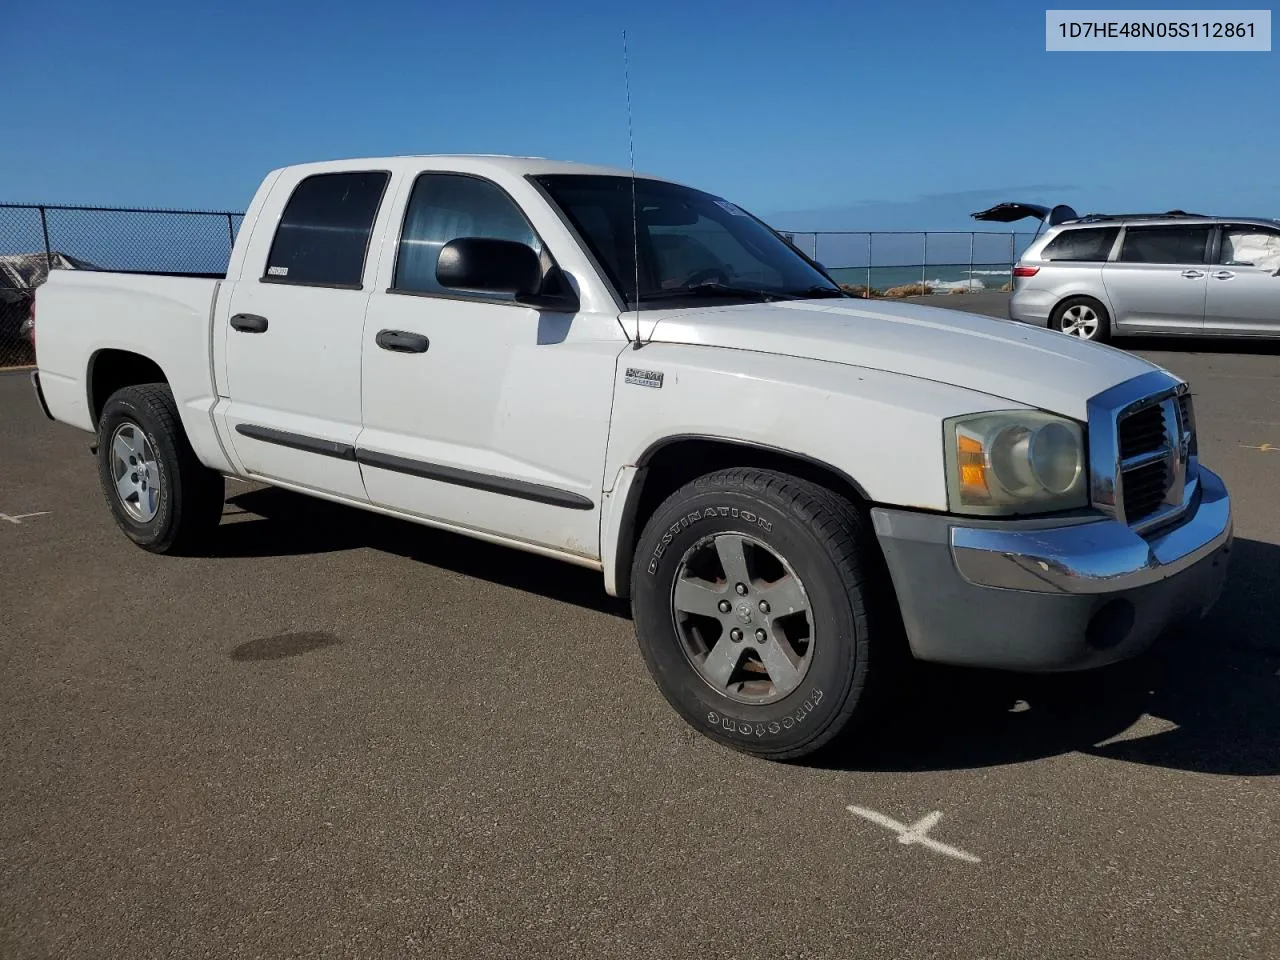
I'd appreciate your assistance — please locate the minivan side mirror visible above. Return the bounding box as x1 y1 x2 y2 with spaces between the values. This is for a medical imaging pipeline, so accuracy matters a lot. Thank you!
436 237 580 311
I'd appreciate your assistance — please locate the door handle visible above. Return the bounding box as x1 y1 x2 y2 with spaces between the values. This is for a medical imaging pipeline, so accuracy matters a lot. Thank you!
1211 270 1235 280
230 313 269 333
1180 270 1205 279
375 329 430 353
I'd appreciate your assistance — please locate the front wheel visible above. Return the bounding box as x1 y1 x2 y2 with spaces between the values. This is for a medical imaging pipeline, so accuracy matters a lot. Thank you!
630 468 895 760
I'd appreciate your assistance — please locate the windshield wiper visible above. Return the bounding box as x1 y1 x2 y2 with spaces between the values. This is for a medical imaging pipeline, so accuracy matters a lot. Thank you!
791 285 846 299
637 282 794 303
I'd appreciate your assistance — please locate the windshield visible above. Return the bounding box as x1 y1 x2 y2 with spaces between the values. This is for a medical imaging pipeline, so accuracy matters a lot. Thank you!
534 175 841 308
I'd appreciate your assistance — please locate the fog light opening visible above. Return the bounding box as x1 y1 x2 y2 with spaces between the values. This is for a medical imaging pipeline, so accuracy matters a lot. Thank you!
1085 599 1136 650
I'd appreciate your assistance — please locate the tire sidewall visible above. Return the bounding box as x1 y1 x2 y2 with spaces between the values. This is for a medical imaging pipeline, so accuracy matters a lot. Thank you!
632 485 863 756
1053 296 1110 342
97 393 180 549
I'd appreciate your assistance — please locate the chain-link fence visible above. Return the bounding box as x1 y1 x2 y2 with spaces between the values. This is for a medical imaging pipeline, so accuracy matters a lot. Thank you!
779 230 1039 296
1 201 1037 369
0 203 244 369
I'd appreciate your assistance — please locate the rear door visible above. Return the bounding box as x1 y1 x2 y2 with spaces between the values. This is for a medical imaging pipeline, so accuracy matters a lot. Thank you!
1203 224 1280 335
222 169 394 500
1102 224 1212 333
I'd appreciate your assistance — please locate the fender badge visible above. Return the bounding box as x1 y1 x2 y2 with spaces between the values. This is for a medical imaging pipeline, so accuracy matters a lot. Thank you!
625 368 664 389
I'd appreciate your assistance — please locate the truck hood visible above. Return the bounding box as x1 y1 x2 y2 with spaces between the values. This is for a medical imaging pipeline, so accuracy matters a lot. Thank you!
639 299 1159 421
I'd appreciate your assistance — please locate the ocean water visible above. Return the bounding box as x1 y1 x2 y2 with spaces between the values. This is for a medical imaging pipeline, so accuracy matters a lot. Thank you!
827 264 1013 292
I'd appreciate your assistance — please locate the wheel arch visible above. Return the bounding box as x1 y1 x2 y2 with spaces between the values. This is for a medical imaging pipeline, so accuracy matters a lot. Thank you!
86 348 170 425
605 434 872 599
1051 291 1113 322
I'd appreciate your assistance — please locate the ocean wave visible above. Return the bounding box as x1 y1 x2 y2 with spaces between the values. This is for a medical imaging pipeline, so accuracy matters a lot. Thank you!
928 278 987 291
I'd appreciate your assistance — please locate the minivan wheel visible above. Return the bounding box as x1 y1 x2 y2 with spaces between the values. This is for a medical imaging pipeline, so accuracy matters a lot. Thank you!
630 468 896 761
1051 296 1111 342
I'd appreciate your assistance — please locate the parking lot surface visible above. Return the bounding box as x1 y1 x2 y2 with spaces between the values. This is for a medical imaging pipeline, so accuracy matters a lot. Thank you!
3 302 1279 959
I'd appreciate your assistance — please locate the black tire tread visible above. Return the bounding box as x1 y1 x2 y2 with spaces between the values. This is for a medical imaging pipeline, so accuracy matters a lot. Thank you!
97 382 224 554
635 466 893 761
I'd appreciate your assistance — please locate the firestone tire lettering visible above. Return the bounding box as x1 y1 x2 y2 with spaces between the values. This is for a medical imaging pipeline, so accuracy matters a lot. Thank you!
704 688 825 738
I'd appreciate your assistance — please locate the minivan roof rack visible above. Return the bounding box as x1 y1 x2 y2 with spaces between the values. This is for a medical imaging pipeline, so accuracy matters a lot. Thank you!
1070 210 1203 223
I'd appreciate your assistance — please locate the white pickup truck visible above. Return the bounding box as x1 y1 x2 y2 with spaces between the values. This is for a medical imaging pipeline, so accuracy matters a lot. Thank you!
30 155 1233 760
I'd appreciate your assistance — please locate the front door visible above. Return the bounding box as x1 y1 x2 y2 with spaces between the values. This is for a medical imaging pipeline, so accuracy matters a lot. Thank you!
222 169 392 501
1204 224 1280 335
357 171 620 559
1102 224 1212 334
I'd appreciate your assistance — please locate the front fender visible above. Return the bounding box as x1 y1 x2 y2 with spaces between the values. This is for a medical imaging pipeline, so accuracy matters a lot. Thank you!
598 343 1024 595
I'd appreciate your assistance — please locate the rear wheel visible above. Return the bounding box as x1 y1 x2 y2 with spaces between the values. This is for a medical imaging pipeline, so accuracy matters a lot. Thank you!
1051 296 1111 342
96 383 225 554
630 468 897 760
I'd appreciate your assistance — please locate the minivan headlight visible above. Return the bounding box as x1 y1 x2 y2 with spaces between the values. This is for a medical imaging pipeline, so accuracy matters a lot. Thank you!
944 411 1087 514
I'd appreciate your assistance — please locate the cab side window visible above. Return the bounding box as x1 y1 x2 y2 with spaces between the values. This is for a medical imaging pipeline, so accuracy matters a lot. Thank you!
264 172 389 288
393 174 541 300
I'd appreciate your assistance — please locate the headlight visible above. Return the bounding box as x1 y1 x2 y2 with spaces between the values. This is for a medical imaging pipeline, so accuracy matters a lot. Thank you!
944 411 1087 514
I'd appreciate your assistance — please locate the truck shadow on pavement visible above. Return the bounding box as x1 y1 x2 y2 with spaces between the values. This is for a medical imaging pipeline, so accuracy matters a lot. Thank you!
217 487 1278 777
217 486 631 618
843 535 1280 777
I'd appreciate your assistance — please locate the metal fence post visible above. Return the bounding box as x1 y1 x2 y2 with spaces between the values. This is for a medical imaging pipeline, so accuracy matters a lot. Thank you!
969 232 975 289
866 234 872 292
921 233 928 291
1009 232 1016 282
813 232 819 266
38 205 52 271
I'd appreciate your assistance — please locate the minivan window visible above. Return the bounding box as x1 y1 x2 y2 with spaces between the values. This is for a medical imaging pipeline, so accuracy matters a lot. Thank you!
393 173 541 299
264 172 389 288
1041 227 1119 262
1118 226 1211 265
1220 226 1280 269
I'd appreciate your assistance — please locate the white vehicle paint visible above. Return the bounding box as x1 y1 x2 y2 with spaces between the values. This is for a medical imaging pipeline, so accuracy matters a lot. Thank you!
30 156 1234 759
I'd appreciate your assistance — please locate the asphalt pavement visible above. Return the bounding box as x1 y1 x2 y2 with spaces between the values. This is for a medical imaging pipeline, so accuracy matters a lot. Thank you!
3 301 1279 959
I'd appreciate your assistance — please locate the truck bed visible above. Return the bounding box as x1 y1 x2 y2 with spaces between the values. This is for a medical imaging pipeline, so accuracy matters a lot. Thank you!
34 268 234 473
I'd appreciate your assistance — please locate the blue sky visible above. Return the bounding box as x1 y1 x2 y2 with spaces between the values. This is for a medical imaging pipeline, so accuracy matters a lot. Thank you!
4 0 1277 230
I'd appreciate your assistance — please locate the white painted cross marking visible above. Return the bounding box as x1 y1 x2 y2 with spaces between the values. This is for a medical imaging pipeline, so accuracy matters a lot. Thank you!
846 805 981 864
0 511 50 525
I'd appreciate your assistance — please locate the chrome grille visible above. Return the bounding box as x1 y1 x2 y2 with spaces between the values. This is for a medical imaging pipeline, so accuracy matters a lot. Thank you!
1121 458 1168 521
1087 372 1198 533
1118 404 1166 459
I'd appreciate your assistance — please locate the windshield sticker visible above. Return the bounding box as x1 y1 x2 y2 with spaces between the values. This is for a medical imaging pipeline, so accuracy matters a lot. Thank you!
713 199 747 216
267 266 289 277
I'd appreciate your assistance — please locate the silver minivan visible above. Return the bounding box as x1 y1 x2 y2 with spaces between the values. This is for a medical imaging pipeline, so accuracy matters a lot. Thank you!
974 204 1280 342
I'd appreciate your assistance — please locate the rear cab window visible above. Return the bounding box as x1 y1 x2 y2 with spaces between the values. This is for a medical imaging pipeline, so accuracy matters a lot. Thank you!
1041 227 1120 262
264 171 390 289
1117 226 1212 265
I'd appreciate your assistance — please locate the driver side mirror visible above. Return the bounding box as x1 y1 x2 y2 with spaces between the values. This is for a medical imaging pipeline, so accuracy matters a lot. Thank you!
436 237 578 311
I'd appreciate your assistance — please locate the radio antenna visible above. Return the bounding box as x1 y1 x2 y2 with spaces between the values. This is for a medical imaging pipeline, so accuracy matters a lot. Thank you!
623 29 642 349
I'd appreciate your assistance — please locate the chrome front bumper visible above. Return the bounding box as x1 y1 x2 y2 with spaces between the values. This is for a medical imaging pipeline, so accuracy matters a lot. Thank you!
872 467 1232 672
951 466 1231 595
